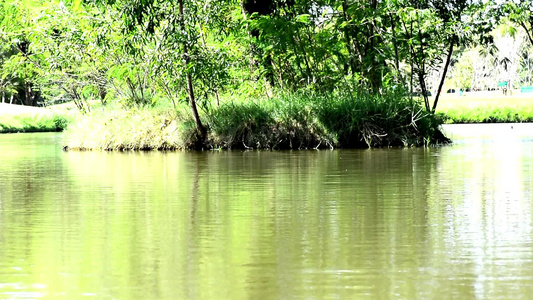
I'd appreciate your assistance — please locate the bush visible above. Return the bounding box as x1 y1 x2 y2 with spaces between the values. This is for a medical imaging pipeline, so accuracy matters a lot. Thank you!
205 91 449 149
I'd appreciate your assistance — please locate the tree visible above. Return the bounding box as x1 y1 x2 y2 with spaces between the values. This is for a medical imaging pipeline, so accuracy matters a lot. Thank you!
505 1 533 48
178 0 207 139
32 1 114 110
95 0 245 141
0 0 41 106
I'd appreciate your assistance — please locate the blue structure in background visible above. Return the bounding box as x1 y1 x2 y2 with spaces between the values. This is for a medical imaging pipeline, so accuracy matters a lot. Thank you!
521 86 533 93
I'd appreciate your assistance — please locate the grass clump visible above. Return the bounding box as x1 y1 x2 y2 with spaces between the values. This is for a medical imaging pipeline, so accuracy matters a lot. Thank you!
206 91 449 149
63 107 198 150
206 95 334 149
0 112 71 133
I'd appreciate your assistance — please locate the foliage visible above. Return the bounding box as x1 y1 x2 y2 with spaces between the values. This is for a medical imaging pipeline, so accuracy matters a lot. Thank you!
503 0 533 47
0 0 43 106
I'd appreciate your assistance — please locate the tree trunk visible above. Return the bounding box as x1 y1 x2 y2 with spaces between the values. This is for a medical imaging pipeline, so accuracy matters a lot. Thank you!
368 0 380 92
341 0 356 76
24 80 35 106
294 30 313 84
432 40 454 113
415 11 430 112
178 0 207 141
399 15 414 95
521 22 533 47
418 71 430 112
389 12 402 82
409 21 414 96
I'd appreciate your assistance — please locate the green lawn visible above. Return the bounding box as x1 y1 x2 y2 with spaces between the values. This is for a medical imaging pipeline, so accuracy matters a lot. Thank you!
434 90 533 123
0 103 71 133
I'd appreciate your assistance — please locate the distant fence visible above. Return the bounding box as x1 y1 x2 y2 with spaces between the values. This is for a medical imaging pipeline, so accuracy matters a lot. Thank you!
521 87 533 93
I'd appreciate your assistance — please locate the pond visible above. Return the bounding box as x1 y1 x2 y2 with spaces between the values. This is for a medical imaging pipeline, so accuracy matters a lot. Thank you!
0 124 532 299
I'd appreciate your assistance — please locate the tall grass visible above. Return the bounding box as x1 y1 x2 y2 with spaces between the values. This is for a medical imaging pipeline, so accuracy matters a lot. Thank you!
64 91 449 150
206 91 445 149
63 106 197 150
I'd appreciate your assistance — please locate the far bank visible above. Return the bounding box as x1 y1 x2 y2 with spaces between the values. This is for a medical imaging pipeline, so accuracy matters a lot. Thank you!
4 92 533 150
0 103 70 133
435 91 533 123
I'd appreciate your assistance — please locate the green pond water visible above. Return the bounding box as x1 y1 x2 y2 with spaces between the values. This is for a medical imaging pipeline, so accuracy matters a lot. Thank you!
0 124 532 299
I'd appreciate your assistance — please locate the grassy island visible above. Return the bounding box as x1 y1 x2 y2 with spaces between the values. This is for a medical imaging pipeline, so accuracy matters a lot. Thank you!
63 92 450 151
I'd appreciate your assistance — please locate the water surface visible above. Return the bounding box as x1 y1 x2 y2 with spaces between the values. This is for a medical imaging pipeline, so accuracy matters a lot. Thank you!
0 124 532 299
